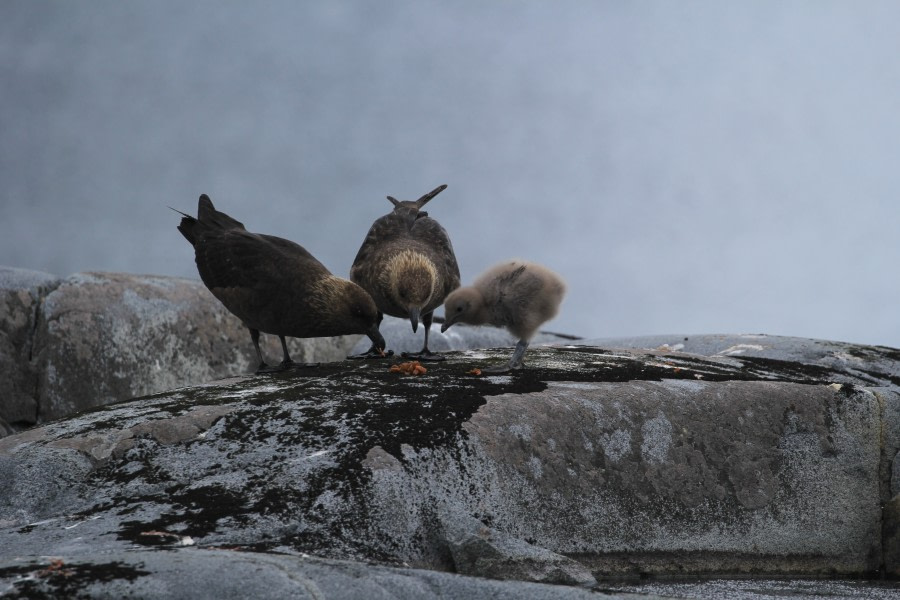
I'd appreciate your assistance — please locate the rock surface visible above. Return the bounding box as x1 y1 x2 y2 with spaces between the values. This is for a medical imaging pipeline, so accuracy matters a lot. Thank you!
0 268 360 433
1 335 899 598
0 267 575 436
0 550 618 600
0 268 61 434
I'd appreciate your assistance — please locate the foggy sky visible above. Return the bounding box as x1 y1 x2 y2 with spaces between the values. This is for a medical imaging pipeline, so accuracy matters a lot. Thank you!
2 1 899 346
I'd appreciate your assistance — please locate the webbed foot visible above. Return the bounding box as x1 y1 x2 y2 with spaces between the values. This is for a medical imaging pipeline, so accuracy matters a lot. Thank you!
256 362 286 374
348 346 395 360
284 360 320 369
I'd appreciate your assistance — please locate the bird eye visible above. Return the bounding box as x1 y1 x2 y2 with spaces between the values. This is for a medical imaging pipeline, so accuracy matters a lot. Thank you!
456 306 463 312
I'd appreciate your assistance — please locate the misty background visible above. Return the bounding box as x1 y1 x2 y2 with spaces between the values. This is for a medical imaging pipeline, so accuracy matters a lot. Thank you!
2 1 898 347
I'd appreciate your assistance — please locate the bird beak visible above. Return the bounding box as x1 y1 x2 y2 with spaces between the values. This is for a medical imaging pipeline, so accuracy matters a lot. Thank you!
366 325 386 352
408 307 420 333
440 318 453 333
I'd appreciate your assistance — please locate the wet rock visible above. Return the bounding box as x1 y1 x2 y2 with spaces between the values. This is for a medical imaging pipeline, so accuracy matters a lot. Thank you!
593 333 900 511
0 267 61 431
0 550 616 600
21 270 360 424
0 340 895 586
586 333 900 381
441 511 596 585
607 577 900 599
883 494 900 577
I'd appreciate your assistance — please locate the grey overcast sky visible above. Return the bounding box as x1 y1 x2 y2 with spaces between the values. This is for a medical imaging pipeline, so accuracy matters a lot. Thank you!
1 1 899 346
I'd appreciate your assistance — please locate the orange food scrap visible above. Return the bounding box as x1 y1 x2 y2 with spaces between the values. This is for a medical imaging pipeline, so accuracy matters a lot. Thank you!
389 361 427 375
38 558 73 577
467 368 482 376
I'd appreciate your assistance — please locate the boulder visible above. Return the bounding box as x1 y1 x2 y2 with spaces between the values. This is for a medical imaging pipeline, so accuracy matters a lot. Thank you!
0 269 360 430
1 338 898 595
0 267 577 435
0 550 613 600
439 510 596 585
0 268 61 432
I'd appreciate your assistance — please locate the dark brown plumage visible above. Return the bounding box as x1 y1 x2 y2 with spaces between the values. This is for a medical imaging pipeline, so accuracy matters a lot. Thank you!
349 184 460 360
176 194 385 373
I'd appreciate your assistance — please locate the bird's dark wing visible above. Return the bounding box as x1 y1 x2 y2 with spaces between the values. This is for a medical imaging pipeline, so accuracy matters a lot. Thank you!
410 216 461 281
351 212 407 271
257 233 323 266
195 229 328 293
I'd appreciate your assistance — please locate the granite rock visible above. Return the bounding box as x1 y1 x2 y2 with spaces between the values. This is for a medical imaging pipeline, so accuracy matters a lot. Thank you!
0 550 622 600
0 267 61 431
0 339 896 586
0 269 360 430
1 268 580 435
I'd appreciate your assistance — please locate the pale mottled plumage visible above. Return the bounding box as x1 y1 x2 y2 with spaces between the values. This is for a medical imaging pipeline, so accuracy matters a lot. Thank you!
350 185 460 360
441 260 566 371
176 194 385 373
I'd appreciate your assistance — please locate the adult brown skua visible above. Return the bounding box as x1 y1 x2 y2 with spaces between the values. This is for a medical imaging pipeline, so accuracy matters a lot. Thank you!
441 260 566 372
349 184 460 361
175 194 385 373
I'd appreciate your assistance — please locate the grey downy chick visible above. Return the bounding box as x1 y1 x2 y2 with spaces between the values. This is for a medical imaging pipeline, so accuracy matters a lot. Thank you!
441 260 566 372
350 184 460 360
175 194 385 374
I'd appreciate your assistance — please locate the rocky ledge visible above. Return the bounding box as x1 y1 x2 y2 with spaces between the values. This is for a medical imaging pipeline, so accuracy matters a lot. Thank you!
0 266 568 435
2 334 900 598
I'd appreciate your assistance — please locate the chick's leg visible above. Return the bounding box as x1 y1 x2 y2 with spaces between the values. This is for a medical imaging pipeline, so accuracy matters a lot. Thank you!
483 340 529 373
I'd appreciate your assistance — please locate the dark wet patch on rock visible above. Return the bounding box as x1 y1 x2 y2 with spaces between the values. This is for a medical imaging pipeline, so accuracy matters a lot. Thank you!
0 558 150 599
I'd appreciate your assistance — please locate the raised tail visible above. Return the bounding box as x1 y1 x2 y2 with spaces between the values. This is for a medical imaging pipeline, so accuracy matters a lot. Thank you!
413 184 447 209
173 194 246 245
386 184 447 210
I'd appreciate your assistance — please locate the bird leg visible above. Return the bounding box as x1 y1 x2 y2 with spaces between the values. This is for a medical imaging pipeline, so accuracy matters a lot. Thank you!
278 335 295 368
402 311 445 361
249 328 272 374
277 335 319 369
483 340 529 373
508 339 529 368
253 333 317 374
348 312 394 359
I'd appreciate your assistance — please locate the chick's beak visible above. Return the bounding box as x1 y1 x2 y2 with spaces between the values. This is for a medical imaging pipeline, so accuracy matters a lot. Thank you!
409 307 420 333
440 317 454 333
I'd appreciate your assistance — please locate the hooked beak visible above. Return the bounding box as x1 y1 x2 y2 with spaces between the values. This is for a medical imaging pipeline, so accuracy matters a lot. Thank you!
366 325 386 352
408 307 420 333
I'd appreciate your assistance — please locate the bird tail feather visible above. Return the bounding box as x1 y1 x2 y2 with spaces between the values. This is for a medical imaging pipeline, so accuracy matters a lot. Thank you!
172 194 245 246
415 184 447 209
197 194 245 230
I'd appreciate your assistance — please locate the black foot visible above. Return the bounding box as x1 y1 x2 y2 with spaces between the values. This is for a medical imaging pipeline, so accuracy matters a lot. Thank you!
283 360 320 369
401 350 446 362
256 359 319 374
348 345 394 360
